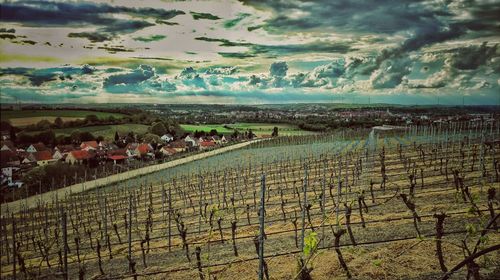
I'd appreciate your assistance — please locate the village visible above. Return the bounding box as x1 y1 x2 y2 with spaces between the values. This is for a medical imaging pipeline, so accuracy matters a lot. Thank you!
0 131 237 194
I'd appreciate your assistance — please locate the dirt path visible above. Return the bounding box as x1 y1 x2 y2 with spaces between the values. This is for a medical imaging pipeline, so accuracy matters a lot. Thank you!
1 140 260 215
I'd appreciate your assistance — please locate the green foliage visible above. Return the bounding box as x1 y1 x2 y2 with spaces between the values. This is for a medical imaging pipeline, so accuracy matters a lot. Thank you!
478 235 489 245
272 126 279 137
143 133 161 143
372 259 382 267
84 114 99 124
151 122 167 136
303 231 318 258
466 223 477 234
54 117 64 128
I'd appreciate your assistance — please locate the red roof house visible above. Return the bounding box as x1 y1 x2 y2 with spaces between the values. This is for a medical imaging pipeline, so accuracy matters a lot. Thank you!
33 150 56 166
66 150 92 164
80 141 98 151
199 140 216 150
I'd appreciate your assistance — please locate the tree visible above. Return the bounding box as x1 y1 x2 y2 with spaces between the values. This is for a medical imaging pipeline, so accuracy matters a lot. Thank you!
194 130 206 138
79 131 96 142
54 117 64 128
9 126 16 142
0 121 12 132
231 129 239 140
151 122 167 136
209 129 218 136
247 129 255 139
84 114 99 124
36 119 52 130
143 133 161 144
272 126 279 137
55 135 67 145
108 115 116 124
24 166 46 189
17 133 34 144
125 132 135 144
70 130 81 144
38 130 56 145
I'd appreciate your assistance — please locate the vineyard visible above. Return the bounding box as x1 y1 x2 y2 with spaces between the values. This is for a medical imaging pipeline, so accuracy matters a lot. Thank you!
1 122 499 279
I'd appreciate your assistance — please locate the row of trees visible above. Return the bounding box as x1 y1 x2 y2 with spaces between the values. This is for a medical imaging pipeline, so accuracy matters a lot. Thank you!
16 130 101 146
23 115 125 132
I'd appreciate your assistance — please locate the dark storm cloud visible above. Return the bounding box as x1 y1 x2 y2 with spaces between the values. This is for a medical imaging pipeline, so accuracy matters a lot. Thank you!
269 62 288 77
0 1 184 37
196 37 353 58
68 32 112 43
190 11 221 20
239 0 472 89
241 0 450 34
224 13 251 28
458 1 500 36
104 65 155 88
0 67 95 86
450 42 498 70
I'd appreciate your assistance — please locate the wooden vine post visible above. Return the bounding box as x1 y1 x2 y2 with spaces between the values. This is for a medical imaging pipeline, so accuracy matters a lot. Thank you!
434 212 448 272
61 209 68 280
301 166 308 252
258 174 266 280
12 214 16 280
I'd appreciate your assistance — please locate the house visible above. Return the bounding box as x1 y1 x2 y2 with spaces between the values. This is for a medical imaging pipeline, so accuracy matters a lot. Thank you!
160 146 177 157
125 143 139 158
1 131 10 140
18 151 35 165
53 145 74 160
161 134 174 143
26 143 47 153
199 140 216 150
52 150 64 160
184 135 199 147
98 140 110 149
168 140 187 153
135 143 154 158
211 135 221 144
107 149 129 164
80 141 98 151
66 150 92 165
34 151 57 166
55 145 75 153
210 135 227 144
1 140 16 152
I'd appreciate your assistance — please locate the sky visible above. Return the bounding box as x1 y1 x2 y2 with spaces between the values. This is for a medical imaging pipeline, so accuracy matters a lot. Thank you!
0 0 499 105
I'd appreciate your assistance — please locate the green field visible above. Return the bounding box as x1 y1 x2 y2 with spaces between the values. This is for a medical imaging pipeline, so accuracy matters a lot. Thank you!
26 124 150 140
180 122 315 136
1 110 126 127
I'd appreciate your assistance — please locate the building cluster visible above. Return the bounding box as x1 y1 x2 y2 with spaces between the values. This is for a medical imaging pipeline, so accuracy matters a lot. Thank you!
0 133 228 189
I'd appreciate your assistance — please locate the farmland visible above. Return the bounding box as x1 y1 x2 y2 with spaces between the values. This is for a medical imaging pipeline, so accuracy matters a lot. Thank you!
1 110 126 127
0 123 499 279
25 124 150 140
180 122 315 136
